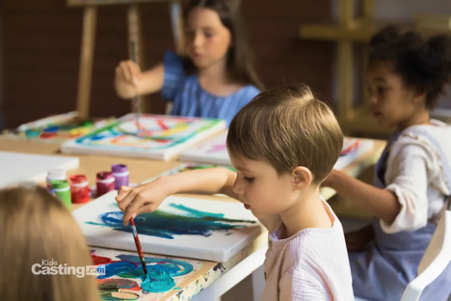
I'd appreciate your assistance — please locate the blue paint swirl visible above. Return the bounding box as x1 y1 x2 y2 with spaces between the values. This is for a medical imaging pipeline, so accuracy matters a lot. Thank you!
88 203 255 239
96 254 194 294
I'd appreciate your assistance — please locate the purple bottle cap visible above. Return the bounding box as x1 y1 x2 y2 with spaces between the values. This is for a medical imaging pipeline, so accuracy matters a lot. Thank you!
112 164 128 174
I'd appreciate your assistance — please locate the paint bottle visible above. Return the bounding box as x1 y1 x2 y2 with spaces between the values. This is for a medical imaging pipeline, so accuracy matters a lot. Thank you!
69 174 90 204
24 129 41 138
51 180 72 210
46 169 66 192
112 164 129 190
96 172 115 197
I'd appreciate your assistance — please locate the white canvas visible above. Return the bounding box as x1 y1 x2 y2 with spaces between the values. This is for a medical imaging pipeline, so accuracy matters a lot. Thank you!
73 190 265 262
0 151 79 188
61 114 226 161
90 247 202 300
179 131 231 165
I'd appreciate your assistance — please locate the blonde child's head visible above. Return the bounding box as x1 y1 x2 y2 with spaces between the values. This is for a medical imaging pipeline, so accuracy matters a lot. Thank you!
227 83 343 218
0 185 100 301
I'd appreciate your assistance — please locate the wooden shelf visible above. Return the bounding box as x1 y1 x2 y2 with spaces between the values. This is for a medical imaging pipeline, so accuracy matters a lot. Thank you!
67 0 178 8
298 0 451 136
299 19 451 42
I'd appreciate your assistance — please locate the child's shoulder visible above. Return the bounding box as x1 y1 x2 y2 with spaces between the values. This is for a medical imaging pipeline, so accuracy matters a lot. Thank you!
394 119 451 154
163 50 182 64
280 221 348 277
240 84 260 99
387 120 451 177
402 119 451 136
241 84 260 94
163 50 186 76
227 84 260 103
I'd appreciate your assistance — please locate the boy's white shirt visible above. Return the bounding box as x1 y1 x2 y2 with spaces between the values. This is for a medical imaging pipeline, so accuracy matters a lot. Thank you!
259 199 354 301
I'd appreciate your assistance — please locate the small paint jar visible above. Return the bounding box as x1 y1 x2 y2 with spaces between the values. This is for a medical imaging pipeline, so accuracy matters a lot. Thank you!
43 125 60 133
40 125 60 139
46 169 66 192
112 164 129 190
51 180 72 210
70 174 90 204
96 172 115 197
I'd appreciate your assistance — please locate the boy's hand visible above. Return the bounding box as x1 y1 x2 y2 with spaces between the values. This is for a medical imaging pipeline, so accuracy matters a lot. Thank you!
115 179 170 226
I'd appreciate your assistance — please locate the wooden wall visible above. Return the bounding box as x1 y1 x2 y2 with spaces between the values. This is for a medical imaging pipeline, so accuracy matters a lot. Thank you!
2 0 333 128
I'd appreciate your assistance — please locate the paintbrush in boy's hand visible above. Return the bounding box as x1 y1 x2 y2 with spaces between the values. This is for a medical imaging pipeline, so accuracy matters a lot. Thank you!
129 217 148 275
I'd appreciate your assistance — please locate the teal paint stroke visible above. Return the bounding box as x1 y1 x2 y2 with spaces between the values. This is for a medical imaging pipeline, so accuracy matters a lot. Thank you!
88 203 256 239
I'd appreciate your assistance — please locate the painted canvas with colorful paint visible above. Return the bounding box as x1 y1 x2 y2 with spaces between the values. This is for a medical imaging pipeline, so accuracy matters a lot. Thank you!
91 247 202 301
335 138 374 170
179 131 231 165
61 114 226 161
141 162 235 185
73 190 264 262
179 134 374 171
2 112 115 144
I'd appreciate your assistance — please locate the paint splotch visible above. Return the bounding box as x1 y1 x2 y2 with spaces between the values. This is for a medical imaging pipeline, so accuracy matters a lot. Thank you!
116 254 194 278
206 144 227 153
140 269 175 293
213 263 225 273
98 279 141 300
93 253 195 298
88 203 255 239
92 254 113 265
98 278 141 291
